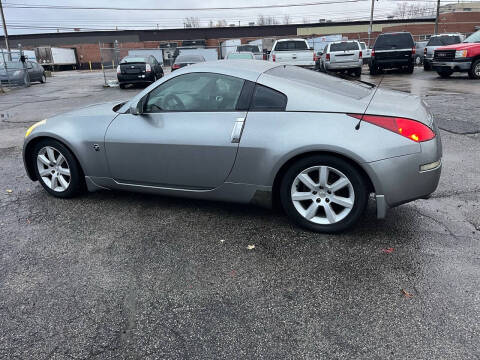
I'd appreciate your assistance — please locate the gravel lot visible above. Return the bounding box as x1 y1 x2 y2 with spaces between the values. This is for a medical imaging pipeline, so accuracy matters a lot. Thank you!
0 68 479 359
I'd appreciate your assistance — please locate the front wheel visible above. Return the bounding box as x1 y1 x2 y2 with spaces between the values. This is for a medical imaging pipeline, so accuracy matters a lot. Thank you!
40 73 46 83
32 139 85 198
468 59 480 80
280 155 368 233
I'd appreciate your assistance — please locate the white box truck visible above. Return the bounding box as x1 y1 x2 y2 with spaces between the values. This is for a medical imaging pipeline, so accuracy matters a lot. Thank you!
35 47 77 68
220 39 241 59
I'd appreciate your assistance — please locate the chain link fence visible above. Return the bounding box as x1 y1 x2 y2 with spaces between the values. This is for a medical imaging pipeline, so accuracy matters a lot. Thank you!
0 48 33 90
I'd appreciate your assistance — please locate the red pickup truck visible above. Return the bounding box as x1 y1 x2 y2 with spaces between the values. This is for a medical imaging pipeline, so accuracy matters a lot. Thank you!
432 30 480 79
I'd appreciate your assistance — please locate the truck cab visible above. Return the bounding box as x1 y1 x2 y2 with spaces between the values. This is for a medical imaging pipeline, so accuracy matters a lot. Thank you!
432 30 480 79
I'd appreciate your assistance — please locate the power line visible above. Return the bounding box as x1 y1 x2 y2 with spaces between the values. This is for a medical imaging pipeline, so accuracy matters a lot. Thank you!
2 0 370 11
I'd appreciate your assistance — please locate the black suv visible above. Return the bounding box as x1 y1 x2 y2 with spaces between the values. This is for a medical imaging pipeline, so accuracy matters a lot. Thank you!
369 32 416 75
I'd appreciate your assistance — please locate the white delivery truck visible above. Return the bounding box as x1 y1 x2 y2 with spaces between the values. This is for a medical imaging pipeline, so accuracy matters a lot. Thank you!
268 38 315 68
35 47 77 69
220 39 241 59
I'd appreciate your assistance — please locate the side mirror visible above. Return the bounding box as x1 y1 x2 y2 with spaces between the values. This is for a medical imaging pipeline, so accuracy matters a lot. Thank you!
129 98 144 115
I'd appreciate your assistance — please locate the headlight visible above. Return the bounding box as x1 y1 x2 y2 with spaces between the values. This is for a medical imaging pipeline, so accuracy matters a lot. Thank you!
25 119 46 138
455 50 467 58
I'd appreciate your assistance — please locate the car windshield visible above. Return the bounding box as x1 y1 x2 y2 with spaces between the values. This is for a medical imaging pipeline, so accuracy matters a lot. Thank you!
427 35 461 46
175 55 205 63
330 42 359 51
274 41 308 51
236 45 260 53
464 30 480 43
120 57 146 64
0 61 23 69
265 65 372 100
227 53 253 59
374 33 414 50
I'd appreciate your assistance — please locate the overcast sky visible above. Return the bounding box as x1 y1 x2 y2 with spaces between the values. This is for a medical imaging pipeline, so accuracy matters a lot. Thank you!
0 0 477 35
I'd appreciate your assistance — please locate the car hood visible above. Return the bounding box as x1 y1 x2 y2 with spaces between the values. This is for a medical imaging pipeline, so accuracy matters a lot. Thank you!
435 43 479 51
366 88 432 126
50 102 120 120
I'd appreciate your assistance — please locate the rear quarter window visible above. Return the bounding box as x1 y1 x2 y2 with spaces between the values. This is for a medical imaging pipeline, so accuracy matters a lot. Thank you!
250 84 287 111
374 33 414 50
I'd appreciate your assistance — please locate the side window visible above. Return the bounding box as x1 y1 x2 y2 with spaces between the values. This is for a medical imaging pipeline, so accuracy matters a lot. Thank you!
250 84 287 111
144 72 245 112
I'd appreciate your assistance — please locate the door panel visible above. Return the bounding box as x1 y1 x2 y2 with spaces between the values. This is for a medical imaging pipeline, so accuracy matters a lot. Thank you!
105 111 246 189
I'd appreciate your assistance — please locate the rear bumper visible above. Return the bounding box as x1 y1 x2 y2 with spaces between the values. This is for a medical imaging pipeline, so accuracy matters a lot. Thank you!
325 60 362 70
371 58 412 68
432 59 471 72
272 60 315 68
364 136 442 218
117 73 155 84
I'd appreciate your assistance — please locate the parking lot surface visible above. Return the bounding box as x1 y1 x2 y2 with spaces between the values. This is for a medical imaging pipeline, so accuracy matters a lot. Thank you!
0 68 479 359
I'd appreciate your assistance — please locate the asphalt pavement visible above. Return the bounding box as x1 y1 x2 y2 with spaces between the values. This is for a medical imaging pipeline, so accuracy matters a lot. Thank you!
0 68 479 359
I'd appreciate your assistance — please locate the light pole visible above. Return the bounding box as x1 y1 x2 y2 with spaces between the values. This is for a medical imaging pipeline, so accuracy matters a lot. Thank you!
368 0 375 47
0 0 11 60
434 0 441 34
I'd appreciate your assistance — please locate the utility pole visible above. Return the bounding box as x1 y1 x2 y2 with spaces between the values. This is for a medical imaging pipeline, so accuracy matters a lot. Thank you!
368 0 375 47
0 0 11 61
434 0 441 34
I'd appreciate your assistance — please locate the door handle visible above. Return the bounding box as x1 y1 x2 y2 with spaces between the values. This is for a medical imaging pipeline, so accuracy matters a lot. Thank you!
231 118 245 143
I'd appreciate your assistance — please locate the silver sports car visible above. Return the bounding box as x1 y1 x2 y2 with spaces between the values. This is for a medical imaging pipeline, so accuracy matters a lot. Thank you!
23 61 442 233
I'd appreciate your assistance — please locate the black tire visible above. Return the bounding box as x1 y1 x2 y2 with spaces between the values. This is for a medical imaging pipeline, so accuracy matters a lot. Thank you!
31 139 85 198
406 64 414 74
468 59 480 80
354 68 362 77
280 155 368 233
437 69 453 78
119 83 126 89
40 73 46 83
369 63 378 75
423 62 431 71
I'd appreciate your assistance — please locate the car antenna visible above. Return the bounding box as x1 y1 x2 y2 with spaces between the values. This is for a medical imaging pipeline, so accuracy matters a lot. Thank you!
355 74 385 130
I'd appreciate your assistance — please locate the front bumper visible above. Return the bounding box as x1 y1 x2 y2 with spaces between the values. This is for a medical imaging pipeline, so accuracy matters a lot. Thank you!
364 135 442 218
432 59 472 72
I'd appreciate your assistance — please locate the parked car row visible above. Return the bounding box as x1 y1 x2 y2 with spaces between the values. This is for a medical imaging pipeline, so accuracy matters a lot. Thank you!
0 60 46 86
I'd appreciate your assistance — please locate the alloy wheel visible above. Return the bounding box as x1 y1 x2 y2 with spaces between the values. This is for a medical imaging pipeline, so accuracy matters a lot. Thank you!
36 146 71 192
290 165 355 225
475 63 480 77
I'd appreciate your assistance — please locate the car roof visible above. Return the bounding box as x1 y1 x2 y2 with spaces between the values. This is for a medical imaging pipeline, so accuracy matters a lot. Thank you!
329 40 359 44
275 38 307 42
172 60 279 82
430 33 461 37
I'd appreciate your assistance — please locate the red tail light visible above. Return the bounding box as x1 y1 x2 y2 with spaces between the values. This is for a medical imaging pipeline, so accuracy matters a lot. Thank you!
313 53 318 61
348 114 435 142
359 51 363 59
412 46 416 55
145 63 152 72
272 54 276 62
172 64 180 69
326 53 330 61
424 47 427 55
371 49 375 57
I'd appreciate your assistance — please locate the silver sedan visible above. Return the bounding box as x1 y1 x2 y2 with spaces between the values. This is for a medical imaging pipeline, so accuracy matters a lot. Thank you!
23 61 442 233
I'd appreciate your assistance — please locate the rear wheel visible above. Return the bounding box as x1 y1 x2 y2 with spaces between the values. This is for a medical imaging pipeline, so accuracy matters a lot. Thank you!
32 139 85 198
354 68 362 77
119 83 126 89
40 73 46 83
369 63 378 75
437 69 453 78
468 59 480 80
280 155 368 233
406 64 414 74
